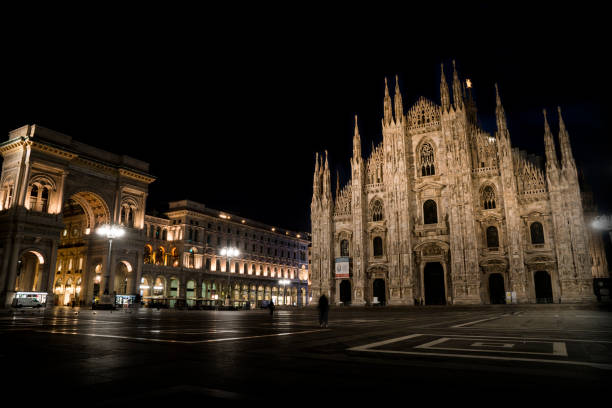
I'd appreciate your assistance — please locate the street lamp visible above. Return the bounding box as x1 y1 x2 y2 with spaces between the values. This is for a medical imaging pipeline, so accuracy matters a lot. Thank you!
220 247 239 306
592 215 612 242
96 224 125 302
279 279 290 306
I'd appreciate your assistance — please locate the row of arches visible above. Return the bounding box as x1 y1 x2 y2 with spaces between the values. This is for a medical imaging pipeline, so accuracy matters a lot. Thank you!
139 276 308 307
144 245 306 279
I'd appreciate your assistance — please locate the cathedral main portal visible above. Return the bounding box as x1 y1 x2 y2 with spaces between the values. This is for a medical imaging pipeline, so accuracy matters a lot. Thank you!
424 262 445 305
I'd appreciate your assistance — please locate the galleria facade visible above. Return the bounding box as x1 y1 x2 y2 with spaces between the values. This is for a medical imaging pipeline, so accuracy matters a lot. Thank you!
0 125 309 308
310 62 608 306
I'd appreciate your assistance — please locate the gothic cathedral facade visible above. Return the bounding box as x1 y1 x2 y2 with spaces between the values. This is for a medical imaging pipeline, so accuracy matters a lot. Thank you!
310 62 608 306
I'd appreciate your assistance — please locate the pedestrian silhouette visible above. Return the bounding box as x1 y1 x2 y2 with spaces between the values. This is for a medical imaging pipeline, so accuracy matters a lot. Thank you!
318 294 329 328
268 300 275 316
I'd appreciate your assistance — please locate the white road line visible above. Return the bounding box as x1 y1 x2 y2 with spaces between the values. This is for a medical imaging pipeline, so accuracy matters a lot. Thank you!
348 333 424 351
451 316 505 328
418 333 612 344
414 337 450 349
415 344 568 357
453 327 612 334
349 348 612 370
32 328 329 344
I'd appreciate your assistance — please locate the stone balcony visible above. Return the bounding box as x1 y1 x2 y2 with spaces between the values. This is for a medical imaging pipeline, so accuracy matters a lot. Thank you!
414 222 449 237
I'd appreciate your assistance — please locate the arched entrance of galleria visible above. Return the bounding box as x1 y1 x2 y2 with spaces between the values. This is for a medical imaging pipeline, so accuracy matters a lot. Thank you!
0 124 154 307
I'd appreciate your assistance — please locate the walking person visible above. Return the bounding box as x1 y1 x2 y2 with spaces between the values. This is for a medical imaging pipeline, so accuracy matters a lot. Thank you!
268 299 275 316
318 294 329 328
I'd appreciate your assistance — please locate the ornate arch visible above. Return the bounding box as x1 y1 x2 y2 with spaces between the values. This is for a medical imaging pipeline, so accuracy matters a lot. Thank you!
480 183 498 210
19 248 46 265
66 191 111 229
29 174 57 191
369 198 384 222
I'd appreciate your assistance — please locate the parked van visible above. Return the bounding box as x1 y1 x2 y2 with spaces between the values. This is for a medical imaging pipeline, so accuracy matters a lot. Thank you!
12 297 43 308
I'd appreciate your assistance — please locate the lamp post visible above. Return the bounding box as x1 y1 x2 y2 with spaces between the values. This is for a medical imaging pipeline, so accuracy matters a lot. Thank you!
592 215 612 242
96 224 125 304
279 279 290 307
220 247 239 306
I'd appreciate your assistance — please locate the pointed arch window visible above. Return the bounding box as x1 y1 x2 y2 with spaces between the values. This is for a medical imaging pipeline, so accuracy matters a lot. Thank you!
483 186 496 209
530 222 545 244
371 200 384 222
423 200 438 224
420 142 435 176
340 239 349 257
486 226 499 248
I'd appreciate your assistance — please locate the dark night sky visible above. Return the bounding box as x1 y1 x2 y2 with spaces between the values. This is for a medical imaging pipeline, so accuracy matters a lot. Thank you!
3 5 611 233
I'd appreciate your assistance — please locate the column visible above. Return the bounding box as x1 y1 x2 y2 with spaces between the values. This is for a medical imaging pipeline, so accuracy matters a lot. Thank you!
0 238 14 298
44 241 59 307
442 262 450 305
131 251 144 295
3 236 21 307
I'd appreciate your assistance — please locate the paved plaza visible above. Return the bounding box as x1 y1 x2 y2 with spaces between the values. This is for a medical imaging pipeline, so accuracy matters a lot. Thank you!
1 304 611 403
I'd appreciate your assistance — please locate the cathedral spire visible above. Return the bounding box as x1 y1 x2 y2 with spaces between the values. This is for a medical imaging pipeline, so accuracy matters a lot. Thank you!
440 63 451 112
312 152 320 200
557 106 575 167
335 170 340 201
494 83 508 136
383 77 393 125
394 75 404 122
323 150 331 200
353 114 362 160
543 109 559 170
452 60 463 110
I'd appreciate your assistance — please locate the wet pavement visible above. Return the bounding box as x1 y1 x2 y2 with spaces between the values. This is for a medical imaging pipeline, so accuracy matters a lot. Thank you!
1 304 611 403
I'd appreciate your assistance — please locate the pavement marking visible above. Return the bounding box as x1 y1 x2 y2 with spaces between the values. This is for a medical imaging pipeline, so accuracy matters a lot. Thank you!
414 314 504 329
452 327 612 334
450 315 506 328
348 333 424 350
414 337 568 357
417 333 612 344
350 348 612 370
348 334 612 370
471 342 514 348
31 328 330 344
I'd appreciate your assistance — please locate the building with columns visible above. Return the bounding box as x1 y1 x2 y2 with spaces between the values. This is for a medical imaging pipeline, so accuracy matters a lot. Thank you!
310 62 608 306
0 125 310 308
140 200 310 308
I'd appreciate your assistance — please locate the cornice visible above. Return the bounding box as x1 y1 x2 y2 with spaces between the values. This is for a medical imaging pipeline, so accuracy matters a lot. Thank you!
119 168 156 184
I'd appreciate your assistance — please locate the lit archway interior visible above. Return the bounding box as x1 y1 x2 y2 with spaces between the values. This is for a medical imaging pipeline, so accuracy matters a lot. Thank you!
15 251 45 292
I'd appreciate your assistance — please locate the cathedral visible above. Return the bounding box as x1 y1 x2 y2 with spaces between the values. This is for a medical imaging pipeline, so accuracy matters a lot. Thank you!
310 62 608 306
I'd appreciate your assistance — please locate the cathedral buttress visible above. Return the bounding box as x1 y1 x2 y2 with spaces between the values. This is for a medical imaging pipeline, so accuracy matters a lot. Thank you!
494 85 528 302
441 62 481 304
556 107 594 301
350 116 367 304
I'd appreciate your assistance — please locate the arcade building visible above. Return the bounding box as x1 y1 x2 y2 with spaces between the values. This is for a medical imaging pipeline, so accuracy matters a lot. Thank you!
0 125 310 308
